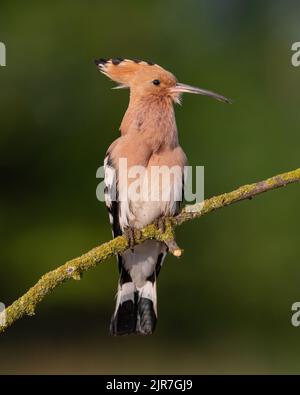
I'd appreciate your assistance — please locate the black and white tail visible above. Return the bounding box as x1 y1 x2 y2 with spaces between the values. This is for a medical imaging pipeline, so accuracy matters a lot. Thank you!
110 268 158 336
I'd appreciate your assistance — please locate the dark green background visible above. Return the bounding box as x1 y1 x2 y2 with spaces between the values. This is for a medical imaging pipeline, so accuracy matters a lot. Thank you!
0 0 300 374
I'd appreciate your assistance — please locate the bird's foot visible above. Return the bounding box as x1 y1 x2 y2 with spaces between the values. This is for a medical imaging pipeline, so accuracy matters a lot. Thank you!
154 216 168 234
124 226 141 251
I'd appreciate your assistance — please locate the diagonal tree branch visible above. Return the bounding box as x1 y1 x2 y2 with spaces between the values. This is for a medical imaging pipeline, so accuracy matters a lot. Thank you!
0 168 299 333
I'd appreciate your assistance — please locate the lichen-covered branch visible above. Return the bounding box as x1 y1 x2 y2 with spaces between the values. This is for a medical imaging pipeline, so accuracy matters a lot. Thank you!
1 167 299 333
174 168 300 225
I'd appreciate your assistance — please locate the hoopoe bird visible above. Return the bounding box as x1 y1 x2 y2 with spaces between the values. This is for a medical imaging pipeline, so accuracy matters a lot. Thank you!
95 58 230 335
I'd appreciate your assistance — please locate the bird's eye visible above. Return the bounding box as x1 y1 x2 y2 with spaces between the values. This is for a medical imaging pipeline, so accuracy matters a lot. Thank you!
152 79 160 86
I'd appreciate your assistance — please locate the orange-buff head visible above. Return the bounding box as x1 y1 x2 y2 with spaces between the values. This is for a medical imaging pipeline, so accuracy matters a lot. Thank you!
95 57 231 105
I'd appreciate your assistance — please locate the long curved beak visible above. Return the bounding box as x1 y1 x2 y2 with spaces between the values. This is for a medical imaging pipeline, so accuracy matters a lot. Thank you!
170 83 232 104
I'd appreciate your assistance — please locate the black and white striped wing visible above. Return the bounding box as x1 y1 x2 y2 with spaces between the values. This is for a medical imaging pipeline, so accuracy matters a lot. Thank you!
104 154 122 238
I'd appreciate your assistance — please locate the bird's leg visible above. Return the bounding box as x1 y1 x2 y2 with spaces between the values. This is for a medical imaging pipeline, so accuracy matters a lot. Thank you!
123 226 141 251
123 226 135 251
154 215 168 234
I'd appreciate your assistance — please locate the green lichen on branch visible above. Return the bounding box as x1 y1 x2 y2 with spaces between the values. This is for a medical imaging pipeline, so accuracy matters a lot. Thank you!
1 167 300 333
175 168 300 225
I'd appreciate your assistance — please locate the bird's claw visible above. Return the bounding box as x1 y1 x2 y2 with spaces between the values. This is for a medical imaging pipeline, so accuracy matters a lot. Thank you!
124 227 135 251
154 216 168 234
124 227 141 251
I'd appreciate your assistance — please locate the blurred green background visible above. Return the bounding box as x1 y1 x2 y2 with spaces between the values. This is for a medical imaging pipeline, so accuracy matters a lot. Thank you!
1 0 300 374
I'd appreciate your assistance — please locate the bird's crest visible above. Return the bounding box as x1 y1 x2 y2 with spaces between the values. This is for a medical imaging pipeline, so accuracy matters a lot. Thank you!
94 58 174 88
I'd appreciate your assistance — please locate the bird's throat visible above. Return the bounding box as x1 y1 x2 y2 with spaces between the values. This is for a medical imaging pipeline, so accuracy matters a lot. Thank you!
120 95 179 152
